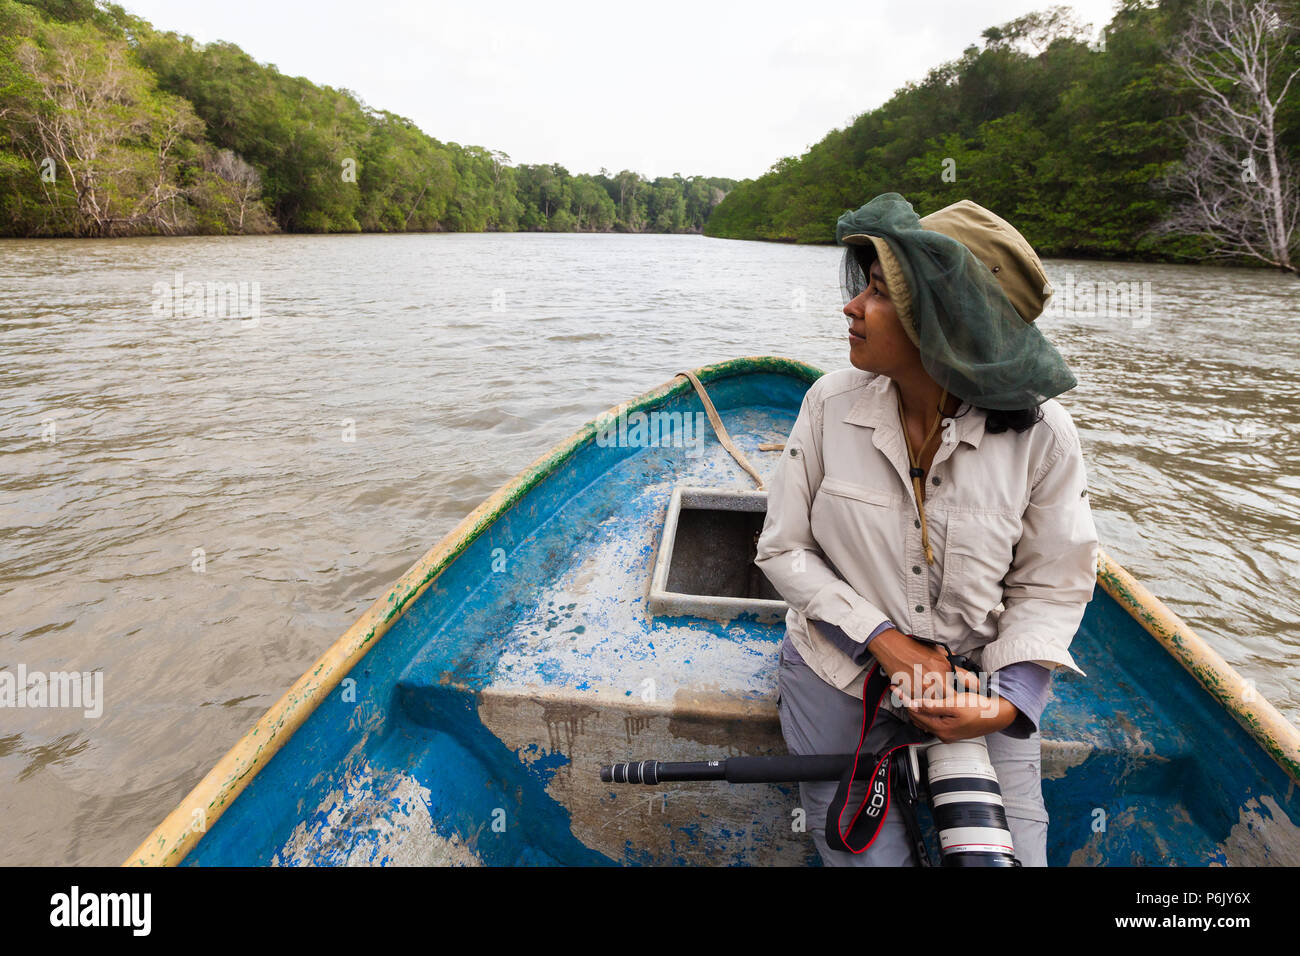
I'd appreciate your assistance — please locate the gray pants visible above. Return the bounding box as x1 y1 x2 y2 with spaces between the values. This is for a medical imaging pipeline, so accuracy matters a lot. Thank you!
777 650 1049 866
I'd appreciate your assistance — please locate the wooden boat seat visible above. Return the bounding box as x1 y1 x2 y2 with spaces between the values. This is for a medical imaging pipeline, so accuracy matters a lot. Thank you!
394 668 1196 789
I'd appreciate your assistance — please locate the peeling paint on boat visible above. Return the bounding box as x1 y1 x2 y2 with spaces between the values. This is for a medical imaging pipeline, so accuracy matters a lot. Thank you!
1218 795 1300 866
477 686 811 866
1041 740 1094 780
274 764 482 867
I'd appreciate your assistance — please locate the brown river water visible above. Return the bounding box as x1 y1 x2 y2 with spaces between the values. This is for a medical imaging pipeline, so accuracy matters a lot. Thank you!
1 233 1297 865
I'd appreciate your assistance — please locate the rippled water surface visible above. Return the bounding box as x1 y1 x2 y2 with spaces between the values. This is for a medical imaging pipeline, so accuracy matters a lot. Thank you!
1 233 1297 864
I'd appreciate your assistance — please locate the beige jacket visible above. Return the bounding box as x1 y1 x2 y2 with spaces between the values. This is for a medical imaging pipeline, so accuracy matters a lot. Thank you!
755 367 1098 700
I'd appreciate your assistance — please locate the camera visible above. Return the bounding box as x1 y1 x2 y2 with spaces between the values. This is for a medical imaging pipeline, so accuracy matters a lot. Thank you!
905 736 1020 866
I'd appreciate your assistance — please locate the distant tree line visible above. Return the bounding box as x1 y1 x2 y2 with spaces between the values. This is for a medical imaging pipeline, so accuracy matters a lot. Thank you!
0 0 736 237
704 0 1300 268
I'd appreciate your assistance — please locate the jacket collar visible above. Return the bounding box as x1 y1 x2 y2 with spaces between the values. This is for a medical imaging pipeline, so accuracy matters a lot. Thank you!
842 374 986 450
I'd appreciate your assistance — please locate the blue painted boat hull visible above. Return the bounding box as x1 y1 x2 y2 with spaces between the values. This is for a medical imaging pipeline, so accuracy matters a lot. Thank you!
179 363 1300 866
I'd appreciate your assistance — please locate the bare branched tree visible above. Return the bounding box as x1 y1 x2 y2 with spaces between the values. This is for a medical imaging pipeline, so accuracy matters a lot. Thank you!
1155 0 1300 273
10 31 199 236
205 148 265 232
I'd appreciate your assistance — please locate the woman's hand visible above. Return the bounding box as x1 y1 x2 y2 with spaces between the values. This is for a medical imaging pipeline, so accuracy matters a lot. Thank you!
896 667 1019 742
868 628 952 700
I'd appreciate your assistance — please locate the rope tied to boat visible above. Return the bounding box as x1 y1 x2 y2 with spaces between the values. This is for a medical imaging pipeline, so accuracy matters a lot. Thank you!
674 370 768 490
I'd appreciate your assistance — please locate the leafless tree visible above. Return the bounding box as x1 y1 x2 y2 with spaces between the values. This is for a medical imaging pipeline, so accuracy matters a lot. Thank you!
1154 0 1300 273
11 32 199 236
205 148 265 232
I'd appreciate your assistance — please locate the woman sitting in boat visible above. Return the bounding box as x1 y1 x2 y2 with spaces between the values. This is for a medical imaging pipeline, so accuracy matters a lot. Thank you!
754 192 1099 866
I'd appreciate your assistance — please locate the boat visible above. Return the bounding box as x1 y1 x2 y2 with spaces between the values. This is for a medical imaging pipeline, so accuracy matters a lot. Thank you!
125 356 1300 866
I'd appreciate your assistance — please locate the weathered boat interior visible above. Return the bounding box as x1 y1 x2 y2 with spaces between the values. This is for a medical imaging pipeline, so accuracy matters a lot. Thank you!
138 360 1299 866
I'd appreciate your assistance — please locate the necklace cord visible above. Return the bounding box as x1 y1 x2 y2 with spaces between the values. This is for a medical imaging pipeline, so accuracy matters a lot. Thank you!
895 387 948 566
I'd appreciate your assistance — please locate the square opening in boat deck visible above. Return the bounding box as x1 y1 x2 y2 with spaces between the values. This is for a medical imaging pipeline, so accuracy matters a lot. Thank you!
648 486 787 623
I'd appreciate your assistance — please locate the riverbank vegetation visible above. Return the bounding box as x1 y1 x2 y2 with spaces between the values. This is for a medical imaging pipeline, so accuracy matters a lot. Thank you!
705 0 1299 268
2 0 1295 266
0 0 735 237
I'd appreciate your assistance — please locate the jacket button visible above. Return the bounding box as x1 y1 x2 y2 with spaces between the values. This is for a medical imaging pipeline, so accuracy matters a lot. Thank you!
789 447 800 458
914 519 921 529
931 476 941 486
912 565 921 574
915 604 924 613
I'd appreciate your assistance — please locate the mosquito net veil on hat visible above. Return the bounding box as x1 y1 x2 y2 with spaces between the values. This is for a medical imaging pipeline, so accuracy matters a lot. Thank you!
836 192 1076 410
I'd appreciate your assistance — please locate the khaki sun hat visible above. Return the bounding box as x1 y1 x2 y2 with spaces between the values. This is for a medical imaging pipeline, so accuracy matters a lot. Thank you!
842 198 1053 347
835 192 1075 410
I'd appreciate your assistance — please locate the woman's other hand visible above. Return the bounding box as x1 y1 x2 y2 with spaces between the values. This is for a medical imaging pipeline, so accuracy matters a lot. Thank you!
896 666 1020 742
868 628 952 700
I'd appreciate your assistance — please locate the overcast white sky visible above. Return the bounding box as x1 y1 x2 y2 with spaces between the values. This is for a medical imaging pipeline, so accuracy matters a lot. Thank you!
120 0 1122 181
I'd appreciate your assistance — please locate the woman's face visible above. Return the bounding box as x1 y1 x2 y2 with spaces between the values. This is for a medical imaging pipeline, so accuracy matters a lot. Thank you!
845 256 921 376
